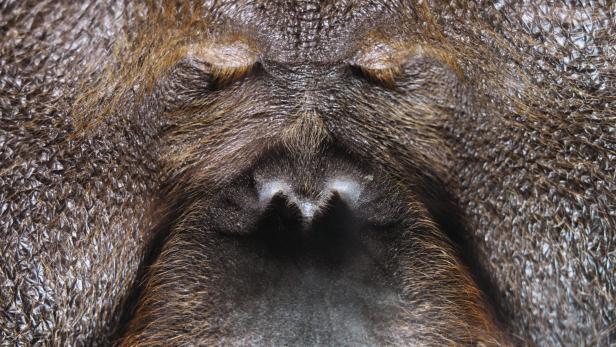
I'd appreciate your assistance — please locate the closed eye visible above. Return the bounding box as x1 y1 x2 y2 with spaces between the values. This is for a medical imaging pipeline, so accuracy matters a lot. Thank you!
351 64 401 87
186 40 258 86
349 41 411 87
350 42 462 88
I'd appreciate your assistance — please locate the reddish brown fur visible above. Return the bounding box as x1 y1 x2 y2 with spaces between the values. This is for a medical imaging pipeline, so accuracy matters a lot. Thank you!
2 1 613 345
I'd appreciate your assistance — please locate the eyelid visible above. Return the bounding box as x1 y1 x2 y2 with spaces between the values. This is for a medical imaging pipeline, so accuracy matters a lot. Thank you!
355 64 401 87
186 40 258 84
350 42 413 86
352 42 464 86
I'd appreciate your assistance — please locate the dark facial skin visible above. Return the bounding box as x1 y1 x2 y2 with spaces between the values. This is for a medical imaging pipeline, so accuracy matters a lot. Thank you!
1 1 614 346
122 150 502 345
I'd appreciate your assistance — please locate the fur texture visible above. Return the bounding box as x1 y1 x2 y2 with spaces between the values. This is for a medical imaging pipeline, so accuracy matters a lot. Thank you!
1 0 614 345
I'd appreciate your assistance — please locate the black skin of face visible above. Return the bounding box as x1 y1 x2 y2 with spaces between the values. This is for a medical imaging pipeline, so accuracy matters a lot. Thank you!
1 1 614 346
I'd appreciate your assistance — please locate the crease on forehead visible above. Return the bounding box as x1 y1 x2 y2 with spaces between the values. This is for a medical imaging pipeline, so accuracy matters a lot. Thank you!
201 0 413 63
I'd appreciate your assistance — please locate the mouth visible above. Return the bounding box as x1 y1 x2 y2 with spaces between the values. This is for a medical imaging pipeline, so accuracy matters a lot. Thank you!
123 149 503 345
219 189 406 345
200 151 410 345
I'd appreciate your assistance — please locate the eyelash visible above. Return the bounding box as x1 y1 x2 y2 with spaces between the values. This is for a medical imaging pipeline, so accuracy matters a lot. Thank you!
209 63 256 85
352 64 402 87
183 58 257 89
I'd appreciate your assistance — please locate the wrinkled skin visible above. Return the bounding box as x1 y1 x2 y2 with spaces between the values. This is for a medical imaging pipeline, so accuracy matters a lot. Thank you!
1 1 615 346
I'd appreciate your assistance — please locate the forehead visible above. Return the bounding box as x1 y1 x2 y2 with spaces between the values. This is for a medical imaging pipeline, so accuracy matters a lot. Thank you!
202 0 414 63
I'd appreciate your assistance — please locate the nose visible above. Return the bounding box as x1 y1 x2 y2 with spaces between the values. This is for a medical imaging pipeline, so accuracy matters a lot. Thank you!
257 178 363 221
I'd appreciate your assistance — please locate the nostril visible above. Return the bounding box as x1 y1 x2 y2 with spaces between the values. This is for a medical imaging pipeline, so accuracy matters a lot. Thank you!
325 178 362 206
256 177 364 222
263 192 302 220
257 179 319 221
258 180 292 205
